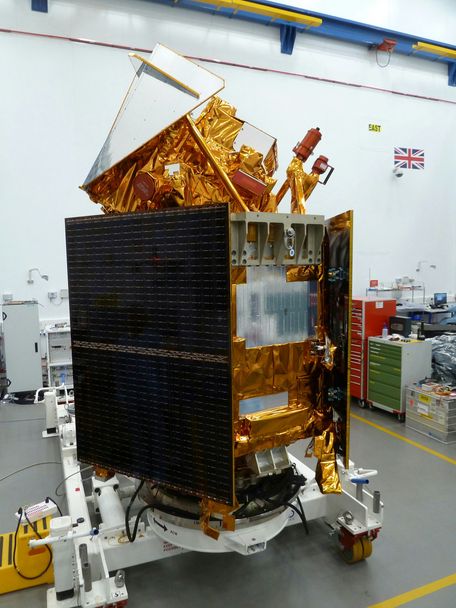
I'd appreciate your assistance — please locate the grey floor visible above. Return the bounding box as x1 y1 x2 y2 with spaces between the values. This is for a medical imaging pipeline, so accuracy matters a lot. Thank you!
1 402 456 607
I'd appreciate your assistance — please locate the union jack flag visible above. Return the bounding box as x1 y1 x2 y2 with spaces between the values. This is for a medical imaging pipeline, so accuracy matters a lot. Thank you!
394 147 425 170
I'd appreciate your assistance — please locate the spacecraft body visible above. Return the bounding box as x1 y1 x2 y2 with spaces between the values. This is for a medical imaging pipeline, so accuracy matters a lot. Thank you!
66 44 352 539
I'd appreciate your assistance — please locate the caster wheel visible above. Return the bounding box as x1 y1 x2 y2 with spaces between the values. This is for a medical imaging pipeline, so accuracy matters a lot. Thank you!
341 538 364 564
397 413 406 422
358 399 367 409
341 536 372 564
360 536 372 558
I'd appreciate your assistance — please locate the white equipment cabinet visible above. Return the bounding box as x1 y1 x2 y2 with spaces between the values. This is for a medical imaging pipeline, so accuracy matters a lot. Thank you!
46 324 73 389
2 301 42 393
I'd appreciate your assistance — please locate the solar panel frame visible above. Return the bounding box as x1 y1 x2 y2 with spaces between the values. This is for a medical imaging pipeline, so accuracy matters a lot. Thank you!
65 204 234 505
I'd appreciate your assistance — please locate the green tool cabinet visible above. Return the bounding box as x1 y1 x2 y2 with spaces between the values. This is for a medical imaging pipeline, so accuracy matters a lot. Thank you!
367 337 432 420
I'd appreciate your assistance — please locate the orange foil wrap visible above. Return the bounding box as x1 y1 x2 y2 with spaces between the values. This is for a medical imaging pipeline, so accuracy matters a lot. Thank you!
200 497 238 540
83 97 278 215
232 265 340 491
313 427 342 494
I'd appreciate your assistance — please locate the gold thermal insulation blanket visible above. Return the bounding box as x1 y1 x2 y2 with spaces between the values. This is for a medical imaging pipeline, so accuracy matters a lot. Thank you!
83 98 279 214
232 260 342 495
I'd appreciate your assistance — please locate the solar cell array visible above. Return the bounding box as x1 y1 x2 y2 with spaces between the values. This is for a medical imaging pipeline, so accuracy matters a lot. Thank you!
66 205 234 504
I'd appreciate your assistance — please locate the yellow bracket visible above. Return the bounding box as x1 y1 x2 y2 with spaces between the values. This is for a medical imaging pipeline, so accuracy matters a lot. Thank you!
184 114 251 212
193 0 322 27
0 517 53 595
129 52 200 99
413 41 456 60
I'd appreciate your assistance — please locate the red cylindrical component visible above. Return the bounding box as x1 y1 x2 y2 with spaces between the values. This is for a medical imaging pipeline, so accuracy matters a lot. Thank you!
293 127 321 162
311 155 329 175
133 172 156 201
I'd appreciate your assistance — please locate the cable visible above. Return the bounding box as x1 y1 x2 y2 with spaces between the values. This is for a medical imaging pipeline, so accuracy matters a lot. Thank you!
55 465 93 497
128 503 155 543
296 495 309 535
13 507 53 580
125 481 145 543
0 462 61 484
45 496 63 516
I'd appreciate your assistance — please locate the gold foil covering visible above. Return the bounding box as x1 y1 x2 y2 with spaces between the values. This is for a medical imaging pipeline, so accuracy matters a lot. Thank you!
287 158 320 214
84 97 279 215
233 259 341 494
286 265 320 283
314 427 342 494
200 497 238 540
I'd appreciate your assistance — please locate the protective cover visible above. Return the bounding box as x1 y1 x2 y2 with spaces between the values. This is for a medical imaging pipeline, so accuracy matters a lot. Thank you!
65 205 234 505
431 334 456 385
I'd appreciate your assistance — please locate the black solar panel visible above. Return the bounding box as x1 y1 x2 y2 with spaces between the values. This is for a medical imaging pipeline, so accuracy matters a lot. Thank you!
66 205 233 504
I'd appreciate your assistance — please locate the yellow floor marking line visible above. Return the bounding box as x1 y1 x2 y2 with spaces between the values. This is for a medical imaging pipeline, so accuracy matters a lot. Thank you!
351 413 456 466
368 572 456 607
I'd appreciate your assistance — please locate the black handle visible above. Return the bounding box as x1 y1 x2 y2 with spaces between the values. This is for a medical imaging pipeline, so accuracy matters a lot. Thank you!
2 312 6 321
35 342 38 353
320 165 335 186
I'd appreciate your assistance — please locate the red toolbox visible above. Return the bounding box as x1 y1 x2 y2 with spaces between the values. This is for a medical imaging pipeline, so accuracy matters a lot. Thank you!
350 297 396 402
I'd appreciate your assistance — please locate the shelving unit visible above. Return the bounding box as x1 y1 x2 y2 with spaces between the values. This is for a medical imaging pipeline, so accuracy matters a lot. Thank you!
45 324 73 389
366 285 425 304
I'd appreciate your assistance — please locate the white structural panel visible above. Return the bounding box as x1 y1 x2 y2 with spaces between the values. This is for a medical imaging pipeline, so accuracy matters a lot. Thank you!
83 43 225 186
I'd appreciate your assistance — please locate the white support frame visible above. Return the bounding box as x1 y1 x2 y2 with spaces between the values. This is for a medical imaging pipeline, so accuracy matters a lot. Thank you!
36 397 383 608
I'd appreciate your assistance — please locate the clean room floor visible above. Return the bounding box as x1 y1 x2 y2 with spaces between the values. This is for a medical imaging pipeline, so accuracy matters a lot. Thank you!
1 401 456 608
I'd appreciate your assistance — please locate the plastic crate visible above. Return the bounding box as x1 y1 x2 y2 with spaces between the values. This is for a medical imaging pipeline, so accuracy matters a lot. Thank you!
406 385 456 444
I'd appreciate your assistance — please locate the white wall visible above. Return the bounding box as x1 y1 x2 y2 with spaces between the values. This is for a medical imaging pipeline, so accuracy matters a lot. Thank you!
0 0 455 322
280 0 456 43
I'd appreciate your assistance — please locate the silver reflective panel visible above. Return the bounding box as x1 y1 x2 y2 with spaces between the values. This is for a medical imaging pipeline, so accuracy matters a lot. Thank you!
83 44 225 186
240 392 289 415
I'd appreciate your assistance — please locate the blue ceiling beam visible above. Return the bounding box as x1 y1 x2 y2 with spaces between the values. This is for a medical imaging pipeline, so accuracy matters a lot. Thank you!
31 0 48 12
151 0 456 85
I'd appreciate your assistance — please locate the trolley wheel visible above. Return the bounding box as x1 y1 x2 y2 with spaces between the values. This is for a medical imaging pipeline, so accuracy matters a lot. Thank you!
340 535 373 564
341 538 364 564
360 536 373 559
358 399 367 409
397 412 406 422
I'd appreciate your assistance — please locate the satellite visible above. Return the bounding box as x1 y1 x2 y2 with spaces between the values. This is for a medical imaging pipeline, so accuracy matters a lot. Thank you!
66 44 351 541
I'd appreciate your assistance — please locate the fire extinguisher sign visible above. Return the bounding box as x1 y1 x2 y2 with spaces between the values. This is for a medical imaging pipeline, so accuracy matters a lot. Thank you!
368 123 382 132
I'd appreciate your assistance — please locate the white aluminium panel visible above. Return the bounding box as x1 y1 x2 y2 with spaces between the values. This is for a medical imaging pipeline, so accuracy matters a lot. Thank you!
83 44 225 186
2 302 42 393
